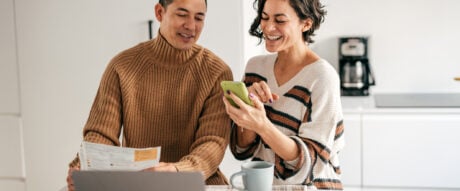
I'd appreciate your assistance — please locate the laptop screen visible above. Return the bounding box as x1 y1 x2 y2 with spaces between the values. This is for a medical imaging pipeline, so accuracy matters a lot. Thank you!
73 171 205 191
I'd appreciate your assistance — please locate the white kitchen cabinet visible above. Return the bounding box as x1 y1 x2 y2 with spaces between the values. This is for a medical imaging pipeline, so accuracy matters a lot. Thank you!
362 113 460 189
0 0 20 114
15 1 154 191
0 116 24 178
340 114 362 186
0 180 25 191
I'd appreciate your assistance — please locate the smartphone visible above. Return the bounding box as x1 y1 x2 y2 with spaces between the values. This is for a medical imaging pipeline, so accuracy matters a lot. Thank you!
220 81 254 108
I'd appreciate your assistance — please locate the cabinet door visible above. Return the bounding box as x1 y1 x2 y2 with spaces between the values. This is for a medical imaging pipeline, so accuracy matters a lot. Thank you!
0 0 20 114
0 180 25 191
362 114 460 188
0 116 24 178
340 114 362 186
15 1 153 190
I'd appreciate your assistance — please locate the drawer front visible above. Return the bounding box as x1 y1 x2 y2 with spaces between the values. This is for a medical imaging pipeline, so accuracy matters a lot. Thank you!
0 116 24 177
0 179 25 191
362 114 460 189
340 114 362 186
0 0 20 114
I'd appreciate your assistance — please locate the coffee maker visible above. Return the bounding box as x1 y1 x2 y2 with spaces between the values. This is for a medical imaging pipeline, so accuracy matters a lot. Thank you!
339 37 375 96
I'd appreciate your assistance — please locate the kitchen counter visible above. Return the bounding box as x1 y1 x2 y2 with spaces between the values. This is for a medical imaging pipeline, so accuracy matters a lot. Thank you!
206 185 454 191
341 96 460 114
345 187 456 191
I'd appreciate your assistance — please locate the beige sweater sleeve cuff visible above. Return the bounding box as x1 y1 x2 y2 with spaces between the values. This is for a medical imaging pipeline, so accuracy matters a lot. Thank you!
174 161 194 172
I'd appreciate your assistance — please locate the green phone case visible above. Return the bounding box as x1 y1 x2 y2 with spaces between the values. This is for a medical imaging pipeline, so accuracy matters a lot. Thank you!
220 81 254 108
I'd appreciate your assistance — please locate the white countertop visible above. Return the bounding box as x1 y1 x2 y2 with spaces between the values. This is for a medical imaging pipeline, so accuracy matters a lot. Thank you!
344 186 454 191
61 185 451 191
206 185 453 191
341 96 460 114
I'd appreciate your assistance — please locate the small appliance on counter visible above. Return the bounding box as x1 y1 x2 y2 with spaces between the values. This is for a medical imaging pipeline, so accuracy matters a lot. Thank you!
339 37 375 96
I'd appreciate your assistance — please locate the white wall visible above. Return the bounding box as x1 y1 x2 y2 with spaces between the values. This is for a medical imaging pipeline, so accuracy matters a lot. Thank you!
313 0 460 93
245 0 460 93
199 1 245 80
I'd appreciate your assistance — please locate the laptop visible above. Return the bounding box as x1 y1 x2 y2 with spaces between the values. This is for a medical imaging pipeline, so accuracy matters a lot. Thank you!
73 171 205 191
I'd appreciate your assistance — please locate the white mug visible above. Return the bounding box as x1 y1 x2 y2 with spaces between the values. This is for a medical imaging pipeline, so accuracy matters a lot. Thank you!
230 161 274 191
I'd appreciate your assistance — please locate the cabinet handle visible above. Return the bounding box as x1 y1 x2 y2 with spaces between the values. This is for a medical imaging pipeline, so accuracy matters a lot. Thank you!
455 77 460 81
148 20 154 40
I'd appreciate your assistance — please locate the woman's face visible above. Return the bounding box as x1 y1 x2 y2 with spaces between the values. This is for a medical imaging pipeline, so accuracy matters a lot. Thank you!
260 0 309 53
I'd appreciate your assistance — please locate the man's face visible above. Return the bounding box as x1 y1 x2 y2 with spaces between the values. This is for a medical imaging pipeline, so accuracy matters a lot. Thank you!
156 0 207 50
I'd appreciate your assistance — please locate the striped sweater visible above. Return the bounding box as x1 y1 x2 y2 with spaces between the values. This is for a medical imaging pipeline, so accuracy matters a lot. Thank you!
69 34 233 184
230 54 345 190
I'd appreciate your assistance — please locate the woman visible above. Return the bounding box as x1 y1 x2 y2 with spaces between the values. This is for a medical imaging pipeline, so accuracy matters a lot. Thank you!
222 0 344 189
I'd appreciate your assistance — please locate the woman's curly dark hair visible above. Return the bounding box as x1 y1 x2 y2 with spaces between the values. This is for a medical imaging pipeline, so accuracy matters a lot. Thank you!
249 0 326 44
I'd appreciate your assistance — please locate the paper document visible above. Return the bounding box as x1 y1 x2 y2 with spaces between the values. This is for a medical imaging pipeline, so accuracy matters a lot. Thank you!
79 141 161 171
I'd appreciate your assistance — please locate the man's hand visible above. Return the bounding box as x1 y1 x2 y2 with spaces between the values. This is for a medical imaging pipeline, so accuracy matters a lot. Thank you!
143 162 178 172
66 166 80 191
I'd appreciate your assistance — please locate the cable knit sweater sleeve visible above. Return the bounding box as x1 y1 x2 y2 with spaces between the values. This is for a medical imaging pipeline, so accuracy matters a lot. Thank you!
175 63 233 182
82 57 125 145
68 51 134 168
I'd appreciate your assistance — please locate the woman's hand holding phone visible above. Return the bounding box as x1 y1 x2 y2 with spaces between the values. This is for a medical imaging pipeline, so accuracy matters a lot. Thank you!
221 81 279 135
220 81 254 108
220 81 279 108
222 85 274 136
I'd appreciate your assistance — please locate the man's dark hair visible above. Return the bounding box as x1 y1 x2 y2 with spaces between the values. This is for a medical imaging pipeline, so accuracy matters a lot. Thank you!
159 0 207 8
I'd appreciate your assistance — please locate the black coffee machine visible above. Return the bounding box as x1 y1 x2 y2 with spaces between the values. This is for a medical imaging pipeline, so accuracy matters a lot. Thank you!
339 37 375 96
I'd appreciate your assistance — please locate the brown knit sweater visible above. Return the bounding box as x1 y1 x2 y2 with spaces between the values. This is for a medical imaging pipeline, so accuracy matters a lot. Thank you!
70 34 233 184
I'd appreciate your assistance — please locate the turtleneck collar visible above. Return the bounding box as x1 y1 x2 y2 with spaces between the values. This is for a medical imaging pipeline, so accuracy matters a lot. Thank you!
148 33 201 66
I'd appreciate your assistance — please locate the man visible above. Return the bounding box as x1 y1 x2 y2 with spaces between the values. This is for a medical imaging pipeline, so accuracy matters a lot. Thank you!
66 0 233 190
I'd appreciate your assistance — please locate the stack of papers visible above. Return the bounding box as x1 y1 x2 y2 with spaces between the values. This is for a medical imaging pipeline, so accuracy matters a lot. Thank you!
79 141 161 171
